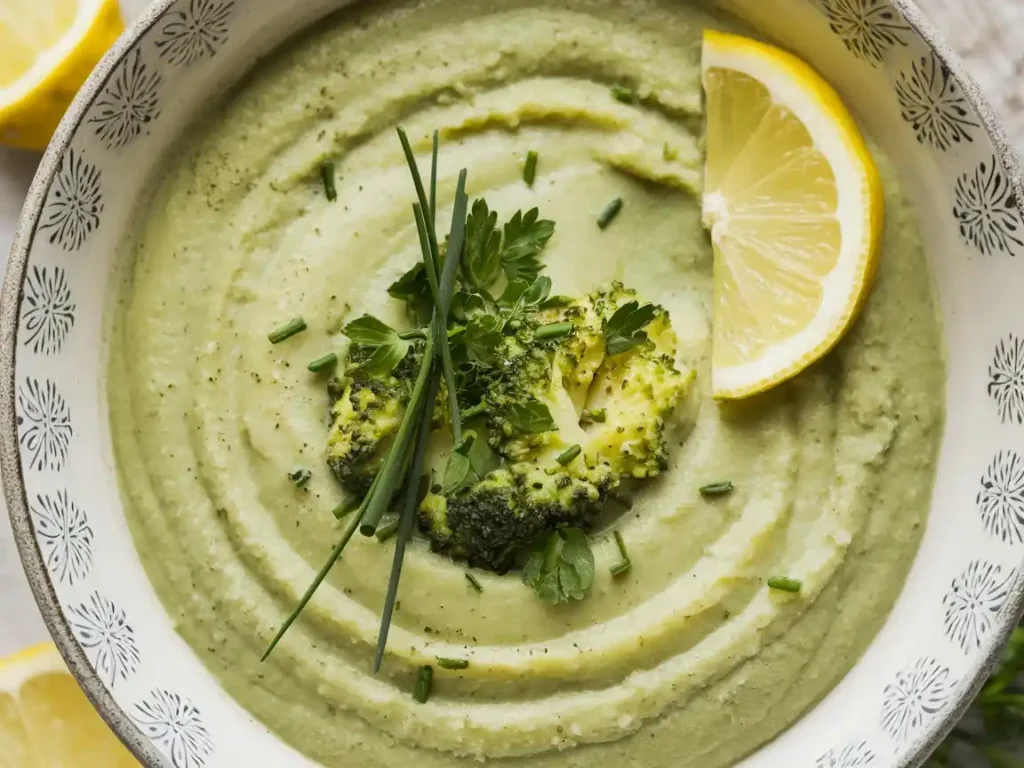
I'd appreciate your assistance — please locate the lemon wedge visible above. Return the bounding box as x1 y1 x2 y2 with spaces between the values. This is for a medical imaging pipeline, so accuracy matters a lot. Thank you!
701 30 883 399
0 643 137 766
0 0 123 151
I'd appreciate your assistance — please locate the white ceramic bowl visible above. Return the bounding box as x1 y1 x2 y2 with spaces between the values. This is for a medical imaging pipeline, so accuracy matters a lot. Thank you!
3 1 1023 766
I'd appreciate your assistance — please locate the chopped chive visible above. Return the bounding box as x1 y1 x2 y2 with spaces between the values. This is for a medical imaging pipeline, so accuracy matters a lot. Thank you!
557 444 582 465
332 497 360 520
375 516 401 542
461 401 489 420
289 468 312 488
662 142 678 162
465 572 484 592
611 529 631 577
437 657 470 670
523 150 539 187
268 317 307 344
307 353 338 373
582 408 607 424
611 84 635 104
535 322 572 340
539 295 573 309
699 481 734 497
767 577 802 593
414 665 433 703
597 197 623 229
610 560 631 577
320 160 337 201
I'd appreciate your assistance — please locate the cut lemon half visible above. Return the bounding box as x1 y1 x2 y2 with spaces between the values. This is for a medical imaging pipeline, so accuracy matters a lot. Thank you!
0 643 137 766
0 0 123 151
701 30 883 399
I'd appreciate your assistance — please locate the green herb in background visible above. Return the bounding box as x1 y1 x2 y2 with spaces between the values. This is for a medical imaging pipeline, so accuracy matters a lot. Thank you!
307 352 337 373
766 577 802 593
611 84 635 104
437 657 470 670
929 624 1024 767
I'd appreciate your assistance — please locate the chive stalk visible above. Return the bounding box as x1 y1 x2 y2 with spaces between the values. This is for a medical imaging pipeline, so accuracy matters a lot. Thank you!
523 150 538 187
437 658 469 670
320 160 337 201
597 197 623 229
557 445 582 465
699 481 734 497
268 318 306 344
611 85 635 103
465 572 484 592
767 577 802 593
610 529 631 577
414 665 433 703
375 516 401 542
535 322 572 340
307 353 337 372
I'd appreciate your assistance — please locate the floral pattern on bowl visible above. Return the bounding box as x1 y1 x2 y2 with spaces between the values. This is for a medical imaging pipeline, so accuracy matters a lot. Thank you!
1 0 1022 766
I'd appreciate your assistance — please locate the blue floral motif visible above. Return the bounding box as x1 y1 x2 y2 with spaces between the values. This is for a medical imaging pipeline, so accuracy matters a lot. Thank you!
818 0 911 64
29 489 92 585
815 739 876 767
38 150 103 252
976 451 1024 544
89 49 162 149
155 0 235 67
881 657 952 744
17 377 72 472
21 265 75 355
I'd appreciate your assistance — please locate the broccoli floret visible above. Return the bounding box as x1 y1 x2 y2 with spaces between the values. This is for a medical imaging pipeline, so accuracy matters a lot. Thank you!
325 343 422 496
418 283 692 572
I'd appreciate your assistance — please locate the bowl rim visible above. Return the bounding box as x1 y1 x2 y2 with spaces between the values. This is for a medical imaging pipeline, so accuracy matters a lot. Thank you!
2 1 1022 766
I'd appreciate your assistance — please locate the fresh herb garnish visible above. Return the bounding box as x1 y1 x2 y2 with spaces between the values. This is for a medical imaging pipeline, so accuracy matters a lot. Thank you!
465 571 484 592
556 444 581 465
263 132 470 670
320 160 337 201
603 300 656 356
268 317 307 344
506 397 557 434
307 353 337 373
611 85 635 104
610 529 631 577
437 657 470 670
414 665 433 703
388 263 433 325
500 208 555 283
767 577 802 593
289 468 312 488
699 481 734 497
521 527 595 603
539 294 573 309
523 150 538 187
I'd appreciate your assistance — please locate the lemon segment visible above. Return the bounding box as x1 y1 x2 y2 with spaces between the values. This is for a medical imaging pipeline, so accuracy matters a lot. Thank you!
0 0 124 151
701 30 883 399
0 643 138 766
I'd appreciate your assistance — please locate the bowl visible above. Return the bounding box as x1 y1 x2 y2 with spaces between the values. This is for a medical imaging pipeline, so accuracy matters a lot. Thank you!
3 0 1023 766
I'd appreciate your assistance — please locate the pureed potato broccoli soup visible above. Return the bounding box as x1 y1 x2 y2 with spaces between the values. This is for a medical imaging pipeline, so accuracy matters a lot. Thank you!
107 0 944 765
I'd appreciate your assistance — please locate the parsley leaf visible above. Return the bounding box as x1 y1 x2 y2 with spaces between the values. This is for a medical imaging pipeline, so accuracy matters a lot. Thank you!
342 315 413 375
462 199 502 292
603 301 658 356
464 314 503 364
521 528 595 603
505 396 557 433
388 263 433 325
501 208 555 283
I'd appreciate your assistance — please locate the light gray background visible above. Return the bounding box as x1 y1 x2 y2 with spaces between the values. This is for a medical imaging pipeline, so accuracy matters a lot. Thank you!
0 0 1020 682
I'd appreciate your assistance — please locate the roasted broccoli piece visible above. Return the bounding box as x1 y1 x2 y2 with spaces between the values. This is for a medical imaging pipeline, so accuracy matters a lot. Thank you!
325 342 422 496
418 283 692 571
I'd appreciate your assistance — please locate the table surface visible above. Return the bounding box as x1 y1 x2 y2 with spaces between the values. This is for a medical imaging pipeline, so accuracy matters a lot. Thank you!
0 0 1021 732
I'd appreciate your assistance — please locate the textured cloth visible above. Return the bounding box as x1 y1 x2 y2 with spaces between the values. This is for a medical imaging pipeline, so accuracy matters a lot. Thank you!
916 0 1024 151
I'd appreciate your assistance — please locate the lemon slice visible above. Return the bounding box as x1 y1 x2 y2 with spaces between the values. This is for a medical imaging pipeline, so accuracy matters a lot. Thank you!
701 30 883 399
0 643 137 766
0 0 123 151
